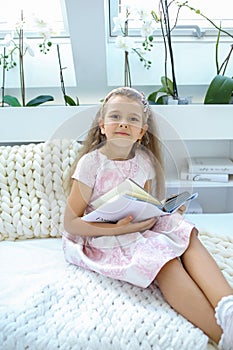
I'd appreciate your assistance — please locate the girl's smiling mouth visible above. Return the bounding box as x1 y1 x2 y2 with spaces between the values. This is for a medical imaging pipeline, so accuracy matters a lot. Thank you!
115 131 130 136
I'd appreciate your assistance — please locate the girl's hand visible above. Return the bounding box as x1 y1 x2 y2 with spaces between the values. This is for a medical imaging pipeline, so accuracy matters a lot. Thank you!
115 215 158 234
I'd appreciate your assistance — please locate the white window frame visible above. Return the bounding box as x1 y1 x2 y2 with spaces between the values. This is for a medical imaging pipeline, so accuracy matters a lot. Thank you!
108 0 233 40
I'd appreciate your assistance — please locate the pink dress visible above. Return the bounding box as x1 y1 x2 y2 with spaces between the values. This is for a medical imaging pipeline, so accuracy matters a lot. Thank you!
62 149 195 288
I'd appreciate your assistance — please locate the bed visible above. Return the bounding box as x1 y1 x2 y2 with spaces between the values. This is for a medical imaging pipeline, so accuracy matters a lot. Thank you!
0 108 232 350
0 216 233 350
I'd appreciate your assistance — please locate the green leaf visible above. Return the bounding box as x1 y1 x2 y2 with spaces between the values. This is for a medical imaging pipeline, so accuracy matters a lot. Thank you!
148 77 175 104
64 95 79 106
3 95 21 107
157 95 168 105
26 95 54 107
148 91 158 104
204 75 233 104
161 76 174 94
157 87 168 93
148 87 169 103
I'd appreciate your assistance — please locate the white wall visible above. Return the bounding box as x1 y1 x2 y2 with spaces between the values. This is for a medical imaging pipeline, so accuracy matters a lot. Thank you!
64 0 109 104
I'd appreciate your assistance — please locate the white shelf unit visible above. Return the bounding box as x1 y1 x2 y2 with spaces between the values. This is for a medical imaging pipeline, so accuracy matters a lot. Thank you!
154 105 233 213
1 104 232 213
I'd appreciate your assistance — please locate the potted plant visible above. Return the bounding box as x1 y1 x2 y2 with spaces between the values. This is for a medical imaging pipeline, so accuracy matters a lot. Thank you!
113 4 155 87
147 0 182 104
148 76 176 104
148 1 233 104
204 28 233 104
0 11 54 107
178 2 233 104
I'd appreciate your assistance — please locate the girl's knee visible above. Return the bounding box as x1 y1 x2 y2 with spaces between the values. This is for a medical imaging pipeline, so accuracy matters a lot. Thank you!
186 227 200 249
191 227 198 238
156 258 181 280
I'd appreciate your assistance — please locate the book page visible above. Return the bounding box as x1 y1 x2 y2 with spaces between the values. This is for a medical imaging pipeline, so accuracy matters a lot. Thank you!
92 178 161 209
83 195 168 223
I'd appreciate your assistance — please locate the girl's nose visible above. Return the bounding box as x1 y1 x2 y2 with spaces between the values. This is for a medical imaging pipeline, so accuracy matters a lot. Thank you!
119 121 128 128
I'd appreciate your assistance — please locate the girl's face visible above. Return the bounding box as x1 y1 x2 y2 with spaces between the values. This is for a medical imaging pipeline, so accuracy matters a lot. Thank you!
99 96 148 147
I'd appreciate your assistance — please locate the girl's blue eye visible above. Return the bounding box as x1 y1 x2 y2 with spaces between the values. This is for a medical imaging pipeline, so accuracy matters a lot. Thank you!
110 114 120 120
129 116 140 123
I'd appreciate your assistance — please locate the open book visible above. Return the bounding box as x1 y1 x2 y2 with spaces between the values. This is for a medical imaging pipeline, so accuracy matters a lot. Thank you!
82 178 198 223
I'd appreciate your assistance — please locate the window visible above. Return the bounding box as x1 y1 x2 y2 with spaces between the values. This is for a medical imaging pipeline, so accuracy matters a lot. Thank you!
0 0 75 89
106 0 233 86
0 0 69 38
109 0 233 38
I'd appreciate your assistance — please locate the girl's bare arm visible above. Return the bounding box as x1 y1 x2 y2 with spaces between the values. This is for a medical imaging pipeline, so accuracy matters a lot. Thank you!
63 179 157 237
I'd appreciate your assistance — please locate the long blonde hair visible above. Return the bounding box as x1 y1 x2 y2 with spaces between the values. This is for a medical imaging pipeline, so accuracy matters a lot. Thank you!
71 87 165 199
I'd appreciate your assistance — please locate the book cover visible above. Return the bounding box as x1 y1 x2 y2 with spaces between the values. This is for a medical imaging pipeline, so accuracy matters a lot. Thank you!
82 179 198 223
188 157 233 174
180 170 229 183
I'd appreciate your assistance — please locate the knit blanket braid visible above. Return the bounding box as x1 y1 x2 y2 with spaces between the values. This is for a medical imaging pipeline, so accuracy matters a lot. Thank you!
0 140 81 241
199 231 233 288
0 264 209 350
1 230 232 350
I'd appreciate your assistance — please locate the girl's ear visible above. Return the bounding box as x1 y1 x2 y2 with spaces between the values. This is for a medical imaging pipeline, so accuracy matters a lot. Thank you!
140 123 148 137
98 118 105 134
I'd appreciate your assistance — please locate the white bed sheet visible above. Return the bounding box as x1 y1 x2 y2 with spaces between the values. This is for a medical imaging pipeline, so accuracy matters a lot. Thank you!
0 238 66 309
0 213 232 310
185 213 233 236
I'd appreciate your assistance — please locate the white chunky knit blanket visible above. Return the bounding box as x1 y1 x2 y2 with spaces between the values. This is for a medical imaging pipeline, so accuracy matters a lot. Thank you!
0 140 81 241
1 231 233 350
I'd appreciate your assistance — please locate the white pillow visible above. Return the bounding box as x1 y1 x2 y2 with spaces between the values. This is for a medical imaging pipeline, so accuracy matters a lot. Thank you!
0 140 81 241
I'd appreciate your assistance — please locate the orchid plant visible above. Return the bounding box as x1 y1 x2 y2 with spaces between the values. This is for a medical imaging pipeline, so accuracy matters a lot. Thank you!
113 5 155 87
177 1 233 104
0 11 54 106
148 0 233 104
148 0 182 104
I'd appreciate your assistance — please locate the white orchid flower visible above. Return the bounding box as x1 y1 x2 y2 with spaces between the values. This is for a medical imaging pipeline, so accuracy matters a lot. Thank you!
33 16 55 39
136 7 152 21
2 33 13 46
115 35 134 52
38 29 52 40
24 41 35 57
113 15 127 32
141 21 155 37
33 17 48 29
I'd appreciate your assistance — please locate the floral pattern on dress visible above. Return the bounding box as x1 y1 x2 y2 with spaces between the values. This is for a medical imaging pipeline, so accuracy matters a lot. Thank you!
97 246 132 280
96 168 124 196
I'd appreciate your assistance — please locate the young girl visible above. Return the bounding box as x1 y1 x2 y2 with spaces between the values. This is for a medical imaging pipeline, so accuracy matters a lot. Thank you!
63 87 233 349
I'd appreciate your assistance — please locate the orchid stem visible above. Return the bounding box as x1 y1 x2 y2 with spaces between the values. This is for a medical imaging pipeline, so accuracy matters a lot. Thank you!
56 44 67 105
1 47 6 107
19 10 25 106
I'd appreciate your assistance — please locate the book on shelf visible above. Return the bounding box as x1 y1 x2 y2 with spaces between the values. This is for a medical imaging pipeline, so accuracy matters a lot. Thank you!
180 169 229 183
82 178 198 223
187 157 233 174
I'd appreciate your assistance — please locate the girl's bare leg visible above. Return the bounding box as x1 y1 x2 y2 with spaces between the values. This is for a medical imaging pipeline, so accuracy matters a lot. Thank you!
156 257 222 344
181 230 233 308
